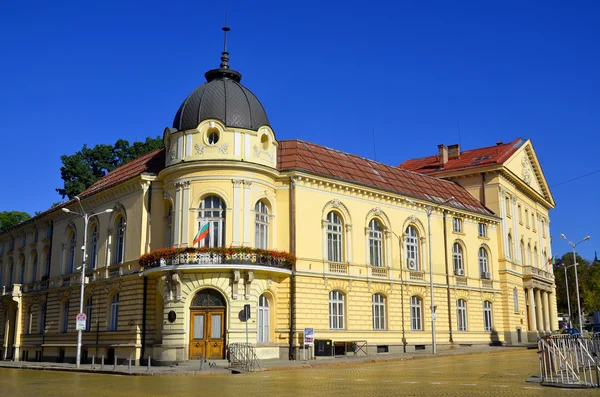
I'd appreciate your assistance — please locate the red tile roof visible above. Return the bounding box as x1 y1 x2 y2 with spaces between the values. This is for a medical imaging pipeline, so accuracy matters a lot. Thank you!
399 138 525 175
277 140 494 216
79 147 165 197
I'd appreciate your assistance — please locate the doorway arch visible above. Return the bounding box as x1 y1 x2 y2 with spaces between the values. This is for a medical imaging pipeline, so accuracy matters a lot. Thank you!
189 288 226 360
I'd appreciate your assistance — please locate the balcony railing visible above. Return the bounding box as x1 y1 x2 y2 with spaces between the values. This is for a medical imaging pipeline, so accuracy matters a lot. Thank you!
139 247 295 271
409 271 425 281
523 266 554 280
369 266 389 278
327 261 349 275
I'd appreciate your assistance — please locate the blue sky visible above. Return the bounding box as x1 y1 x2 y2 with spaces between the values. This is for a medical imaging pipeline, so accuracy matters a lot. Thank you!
1 1 598 260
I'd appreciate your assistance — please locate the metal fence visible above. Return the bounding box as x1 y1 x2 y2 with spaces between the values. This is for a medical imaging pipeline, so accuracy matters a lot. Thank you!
228 343 261 372
538 334 600 388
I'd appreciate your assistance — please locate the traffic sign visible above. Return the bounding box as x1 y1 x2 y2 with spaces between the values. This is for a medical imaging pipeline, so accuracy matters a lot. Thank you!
76 312 87 331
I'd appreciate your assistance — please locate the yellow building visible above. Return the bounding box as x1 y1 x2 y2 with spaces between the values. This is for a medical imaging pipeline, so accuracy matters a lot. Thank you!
0 36 556 364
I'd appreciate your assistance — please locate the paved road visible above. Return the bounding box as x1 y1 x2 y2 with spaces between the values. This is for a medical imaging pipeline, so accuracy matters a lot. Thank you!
0 350 596 396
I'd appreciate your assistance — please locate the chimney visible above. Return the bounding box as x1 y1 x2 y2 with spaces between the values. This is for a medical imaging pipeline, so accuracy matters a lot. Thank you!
448 144 460 159
438 144 448 166
496 141 503 146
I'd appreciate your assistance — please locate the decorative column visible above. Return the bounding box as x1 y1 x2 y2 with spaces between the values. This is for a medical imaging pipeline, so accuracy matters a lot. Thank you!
345 225 353 263
537 213 544 270
242 181 252 246
180 181 190 247
542 290 551 332
535 289 543 332
385 230 392 268
512 196 520 264
232 180 242 246
173 182 182 248
499 188 509 259
548 291 557 331
527 288 537 332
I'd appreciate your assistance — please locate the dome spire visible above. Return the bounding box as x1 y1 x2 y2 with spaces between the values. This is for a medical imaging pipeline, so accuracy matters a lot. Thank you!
220 13 230 69
205 13 242 82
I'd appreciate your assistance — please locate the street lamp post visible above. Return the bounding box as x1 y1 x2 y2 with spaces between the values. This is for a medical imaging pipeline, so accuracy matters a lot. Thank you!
560 234 590 333
62 196 112 368
405 196 454 355
389 230 407 353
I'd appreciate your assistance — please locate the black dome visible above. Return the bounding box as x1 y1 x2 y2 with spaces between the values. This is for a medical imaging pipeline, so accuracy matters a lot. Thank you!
172 68 270 132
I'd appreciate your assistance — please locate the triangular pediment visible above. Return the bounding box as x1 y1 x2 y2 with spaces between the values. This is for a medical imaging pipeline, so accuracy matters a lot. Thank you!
503 140 554 207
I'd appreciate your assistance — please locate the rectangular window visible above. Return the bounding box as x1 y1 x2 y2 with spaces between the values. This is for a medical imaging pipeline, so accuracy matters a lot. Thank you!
372 294 386 330
34 229 39 243
410 296 422 331
85 297 93 332
329 291 345 329
505 196 511 217
61 301 69 333
478 223 487 238
525 209 529 227
39 303 47 334
518 205 522 223
513 289 519 313
452 218 463 233
22 234 27 247
211 314 222 338
193 314 204 339
109 294 119 331
456 300 467 332
483 302 493 331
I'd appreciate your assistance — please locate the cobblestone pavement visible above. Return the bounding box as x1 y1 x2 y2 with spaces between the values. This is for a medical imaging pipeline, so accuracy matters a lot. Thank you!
0 350 597 396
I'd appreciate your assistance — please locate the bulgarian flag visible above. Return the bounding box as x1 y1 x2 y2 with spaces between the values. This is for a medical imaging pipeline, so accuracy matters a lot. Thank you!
193 222 210 246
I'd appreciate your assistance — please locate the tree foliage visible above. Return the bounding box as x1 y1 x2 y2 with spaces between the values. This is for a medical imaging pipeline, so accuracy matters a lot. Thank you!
0 211 31 232
554 252 600 325
56 137 163 199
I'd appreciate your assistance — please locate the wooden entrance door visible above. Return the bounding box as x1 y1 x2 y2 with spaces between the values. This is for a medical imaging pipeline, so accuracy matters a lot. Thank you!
190 310 225 359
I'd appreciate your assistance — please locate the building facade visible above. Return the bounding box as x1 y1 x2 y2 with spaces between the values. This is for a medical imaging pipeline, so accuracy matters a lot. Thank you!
0 39 557 364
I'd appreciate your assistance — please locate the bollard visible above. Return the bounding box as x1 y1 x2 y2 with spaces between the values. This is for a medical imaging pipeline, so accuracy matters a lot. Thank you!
200 355 204 371
91 355 95 370
113 355 117 370
128 356 131 372
101 356 104 370
147 356 151 372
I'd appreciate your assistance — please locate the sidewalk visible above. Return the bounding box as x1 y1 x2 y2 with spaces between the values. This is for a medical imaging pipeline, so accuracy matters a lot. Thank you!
0 344 534 376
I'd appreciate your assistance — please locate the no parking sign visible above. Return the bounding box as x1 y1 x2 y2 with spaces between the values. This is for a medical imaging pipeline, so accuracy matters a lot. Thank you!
76 312 87 331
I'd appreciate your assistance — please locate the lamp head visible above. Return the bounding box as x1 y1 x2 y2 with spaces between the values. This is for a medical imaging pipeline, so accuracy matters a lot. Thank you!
105 209 113 213
444 196 455 203
74 196 81 202
61 208 70 213
560 234 567 240
584 236 590 241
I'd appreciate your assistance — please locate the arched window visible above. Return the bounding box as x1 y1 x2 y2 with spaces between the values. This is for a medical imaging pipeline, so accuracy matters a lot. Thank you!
67 232 76 274
254 201 269 250
61 300 70 333
368 219 383 267
513 288 519 312
405 226 419 270
456 299 467 331
19 256 25 284
533 247 538 267
329 290 345 329
257 294 270 343
109 293 119 331
90 225 98 270
326 212 343 263
25 306 33 335
31 252 38 283
198 196 225 248
114 216 126 264
85 296 93 332
479 248 489 278
483 301 493 331
372 293 386 330
452 243 464 275
520 241 526 265
507 233 513 260
410 296 423 331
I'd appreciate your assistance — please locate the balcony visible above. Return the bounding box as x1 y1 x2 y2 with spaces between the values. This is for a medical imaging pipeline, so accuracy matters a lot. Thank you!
369 266 389 278
409 271 425 281
523 266 553 281
139 247 295 271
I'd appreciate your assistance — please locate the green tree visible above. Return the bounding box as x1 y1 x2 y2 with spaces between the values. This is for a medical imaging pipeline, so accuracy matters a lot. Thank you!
0 211 31 232
56 136 163 199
